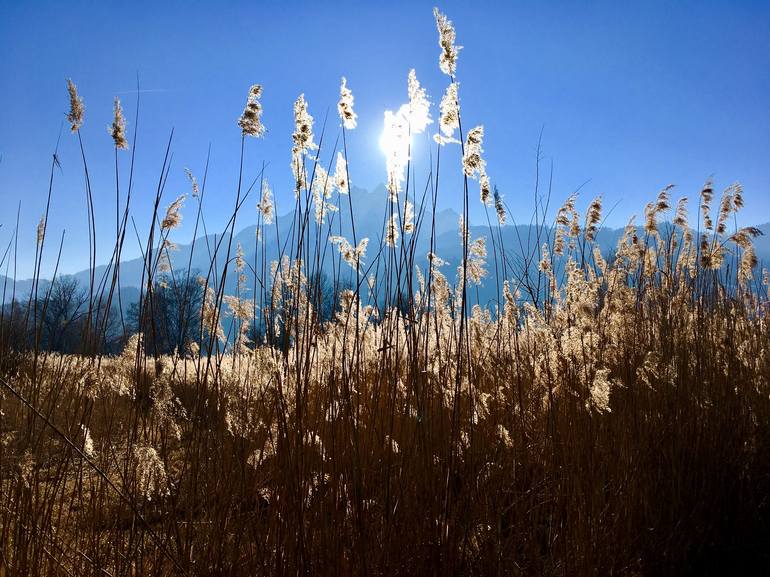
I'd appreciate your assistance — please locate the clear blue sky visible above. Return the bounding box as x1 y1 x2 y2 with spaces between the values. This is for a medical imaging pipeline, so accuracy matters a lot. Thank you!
1 0 769 278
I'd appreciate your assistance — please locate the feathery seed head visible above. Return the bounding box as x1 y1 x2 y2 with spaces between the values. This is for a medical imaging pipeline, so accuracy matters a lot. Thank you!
644 201 658 235
738 245 757 286
730 226 762 250
81 425 96 458
330 235 369 271
463 125 485 179
467 237 488 284
585 196 603 241
480 173 492 207
404 201 415 234
133 445 169 501
556 196 576 227
656 185 673 213
407 69 432 133
497 425 514 448
538 243 552 273
161 195 185 231
338 77 357 129
334 152 349 194
470 236 486 259
701 180 714 231
673 197 689 227
732 182 744 210
291 95 316 193
589 369 612 413
238 84 265 137
701 180 714 205
110 97 128 149
433 7 461 76
435 82 460 144
494 187 506 224
258 180 274 224
292 94 316 156
428 252 448 270
36 216 46 246
235 242 245 273
184 168 199 198
312 166 338 224
458 214 468 244
66 79 84 132
716 187 735 235
386 213 400 247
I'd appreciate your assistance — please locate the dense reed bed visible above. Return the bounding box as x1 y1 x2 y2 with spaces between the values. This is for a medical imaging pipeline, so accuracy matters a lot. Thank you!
1 8 769 576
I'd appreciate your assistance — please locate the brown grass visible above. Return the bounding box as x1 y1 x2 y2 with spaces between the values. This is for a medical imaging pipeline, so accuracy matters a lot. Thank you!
1 8 769 577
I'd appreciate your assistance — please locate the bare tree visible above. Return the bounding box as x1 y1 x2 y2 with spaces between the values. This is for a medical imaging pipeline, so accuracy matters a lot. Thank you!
41 277 88 352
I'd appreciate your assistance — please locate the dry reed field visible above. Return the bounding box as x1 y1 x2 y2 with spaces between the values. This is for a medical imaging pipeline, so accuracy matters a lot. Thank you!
1 7 770 577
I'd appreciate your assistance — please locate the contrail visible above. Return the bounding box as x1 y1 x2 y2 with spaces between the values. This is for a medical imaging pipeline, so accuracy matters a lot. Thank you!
114 88 171 95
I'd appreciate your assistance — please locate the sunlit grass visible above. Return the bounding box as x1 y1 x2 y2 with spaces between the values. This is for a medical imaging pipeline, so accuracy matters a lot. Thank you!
1 7 769 577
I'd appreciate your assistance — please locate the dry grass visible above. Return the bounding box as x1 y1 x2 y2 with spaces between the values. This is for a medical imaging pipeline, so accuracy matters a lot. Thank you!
1 8 770 577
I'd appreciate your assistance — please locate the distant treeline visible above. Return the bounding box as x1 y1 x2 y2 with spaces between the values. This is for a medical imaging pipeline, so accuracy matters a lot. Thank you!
0 270 356 356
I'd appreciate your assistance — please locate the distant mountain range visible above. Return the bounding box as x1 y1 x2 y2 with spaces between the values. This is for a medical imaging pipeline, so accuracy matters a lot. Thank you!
3 184 769 311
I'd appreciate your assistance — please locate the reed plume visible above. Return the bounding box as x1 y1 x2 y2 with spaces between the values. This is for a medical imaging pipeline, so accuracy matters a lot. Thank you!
110 96 128 149
338 76 357 129
238 84 266 137
66 78 84 131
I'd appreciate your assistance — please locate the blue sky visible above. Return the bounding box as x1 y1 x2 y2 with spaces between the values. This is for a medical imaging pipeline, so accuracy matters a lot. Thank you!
1 0 769 278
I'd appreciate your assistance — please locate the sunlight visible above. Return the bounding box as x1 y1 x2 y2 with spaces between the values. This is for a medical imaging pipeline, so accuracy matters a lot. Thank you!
380 108 412 199
379 110 411 161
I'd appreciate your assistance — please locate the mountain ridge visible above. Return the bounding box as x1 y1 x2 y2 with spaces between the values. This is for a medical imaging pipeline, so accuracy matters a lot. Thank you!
3 185 769 307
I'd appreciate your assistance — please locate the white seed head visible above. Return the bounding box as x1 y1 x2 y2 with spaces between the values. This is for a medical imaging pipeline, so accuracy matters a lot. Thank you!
238 84 265 137
463 125 485 179
161 195 186 231
258 180 274 224
385 213 400 247
435 82 460 145
110 97 128 149
334 152 349 194
66 78 84 132
338 76 357 129
433 7 462 77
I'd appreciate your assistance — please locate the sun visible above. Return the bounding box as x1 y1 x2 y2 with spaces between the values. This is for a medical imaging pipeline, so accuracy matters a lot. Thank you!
379 110 412 164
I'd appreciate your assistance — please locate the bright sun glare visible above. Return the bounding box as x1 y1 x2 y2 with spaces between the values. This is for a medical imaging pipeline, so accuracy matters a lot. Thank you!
379 119 411 160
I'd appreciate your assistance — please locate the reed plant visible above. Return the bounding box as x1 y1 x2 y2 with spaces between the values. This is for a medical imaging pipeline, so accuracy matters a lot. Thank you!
1 8 769 576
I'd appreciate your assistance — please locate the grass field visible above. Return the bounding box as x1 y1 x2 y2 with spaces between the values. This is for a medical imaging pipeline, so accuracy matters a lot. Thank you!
1 8 769 576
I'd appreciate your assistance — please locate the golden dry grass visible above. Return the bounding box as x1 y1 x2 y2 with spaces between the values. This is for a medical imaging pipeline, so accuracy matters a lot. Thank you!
2 8 769 577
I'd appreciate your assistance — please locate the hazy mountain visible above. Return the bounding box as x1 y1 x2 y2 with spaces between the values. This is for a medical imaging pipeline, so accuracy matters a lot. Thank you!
3 185 769 310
